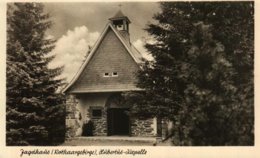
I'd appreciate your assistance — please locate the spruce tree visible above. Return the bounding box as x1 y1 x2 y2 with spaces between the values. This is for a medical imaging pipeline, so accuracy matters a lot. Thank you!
6 3 65 145
125 2 254 145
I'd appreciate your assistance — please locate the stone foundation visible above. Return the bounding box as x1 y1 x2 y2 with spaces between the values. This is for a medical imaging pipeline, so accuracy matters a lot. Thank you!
65 93 159 138
131 117 156 137
91 107 107 136
66 94 82 138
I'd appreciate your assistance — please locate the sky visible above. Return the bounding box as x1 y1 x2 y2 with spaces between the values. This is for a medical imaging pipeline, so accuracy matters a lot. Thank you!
44 2 160 82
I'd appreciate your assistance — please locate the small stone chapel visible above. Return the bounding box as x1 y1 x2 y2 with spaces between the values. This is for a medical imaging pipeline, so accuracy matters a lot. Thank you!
63 10 167 138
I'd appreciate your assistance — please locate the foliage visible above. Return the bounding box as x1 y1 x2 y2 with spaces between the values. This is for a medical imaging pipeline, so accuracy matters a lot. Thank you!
124 2 254 145
6 3 66 145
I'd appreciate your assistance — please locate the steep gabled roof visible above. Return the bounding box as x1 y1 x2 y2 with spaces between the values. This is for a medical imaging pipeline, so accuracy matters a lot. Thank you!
62 22 144 93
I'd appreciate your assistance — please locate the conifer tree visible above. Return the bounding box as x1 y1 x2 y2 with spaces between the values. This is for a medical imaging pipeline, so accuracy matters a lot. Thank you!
6 3 65 145
125 2 254 145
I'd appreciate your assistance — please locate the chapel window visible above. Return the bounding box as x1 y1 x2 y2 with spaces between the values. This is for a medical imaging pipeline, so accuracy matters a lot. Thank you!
91 109 102 118
112 72 118 77
104 72 110 77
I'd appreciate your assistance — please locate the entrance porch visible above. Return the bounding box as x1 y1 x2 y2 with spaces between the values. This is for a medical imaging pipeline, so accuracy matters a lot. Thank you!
65 93 159 138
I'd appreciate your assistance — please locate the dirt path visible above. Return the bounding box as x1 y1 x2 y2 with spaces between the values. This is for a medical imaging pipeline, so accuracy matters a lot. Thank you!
61 138 172 146
62 139 154 146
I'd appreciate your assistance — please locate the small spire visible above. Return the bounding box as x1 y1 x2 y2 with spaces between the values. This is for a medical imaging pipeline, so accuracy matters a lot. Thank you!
112 10 126 19
109 10 131 23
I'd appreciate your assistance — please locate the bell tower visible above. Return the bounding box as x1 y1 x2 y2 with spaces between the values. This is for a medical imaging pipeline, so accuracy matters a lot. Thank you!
109 10 131 42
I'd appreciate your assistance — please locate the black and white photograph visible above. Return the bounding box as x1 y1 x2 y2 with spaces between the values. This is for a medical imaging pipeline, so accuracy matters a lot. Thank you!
3 0 258 156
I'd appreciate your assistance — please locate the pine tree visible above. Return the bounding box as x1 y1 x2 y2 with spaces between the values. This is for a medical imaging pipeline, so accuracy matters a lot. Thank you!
6 3 65 145
124 2 254 145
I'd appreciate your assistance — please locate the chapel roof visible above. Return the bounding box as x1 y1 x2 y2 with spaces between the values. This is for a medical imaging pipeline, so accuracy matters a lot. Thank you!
62 13 144 93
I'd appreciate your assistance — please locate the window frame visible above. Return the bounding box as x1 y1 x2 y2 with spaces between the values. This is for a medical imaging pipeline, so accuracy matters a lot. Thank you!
112 72 118 77
90 107 103 119
103 72 110 77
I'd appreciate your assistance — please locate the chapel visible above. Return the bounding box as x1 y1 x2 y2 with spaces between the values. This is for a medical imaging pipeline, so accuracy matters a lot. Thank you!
63 10 169 138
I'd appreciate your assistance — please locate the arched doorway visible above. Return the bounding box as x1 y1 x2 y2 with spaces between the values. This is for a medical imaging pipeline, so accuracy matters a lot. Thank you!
106 93 130 136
